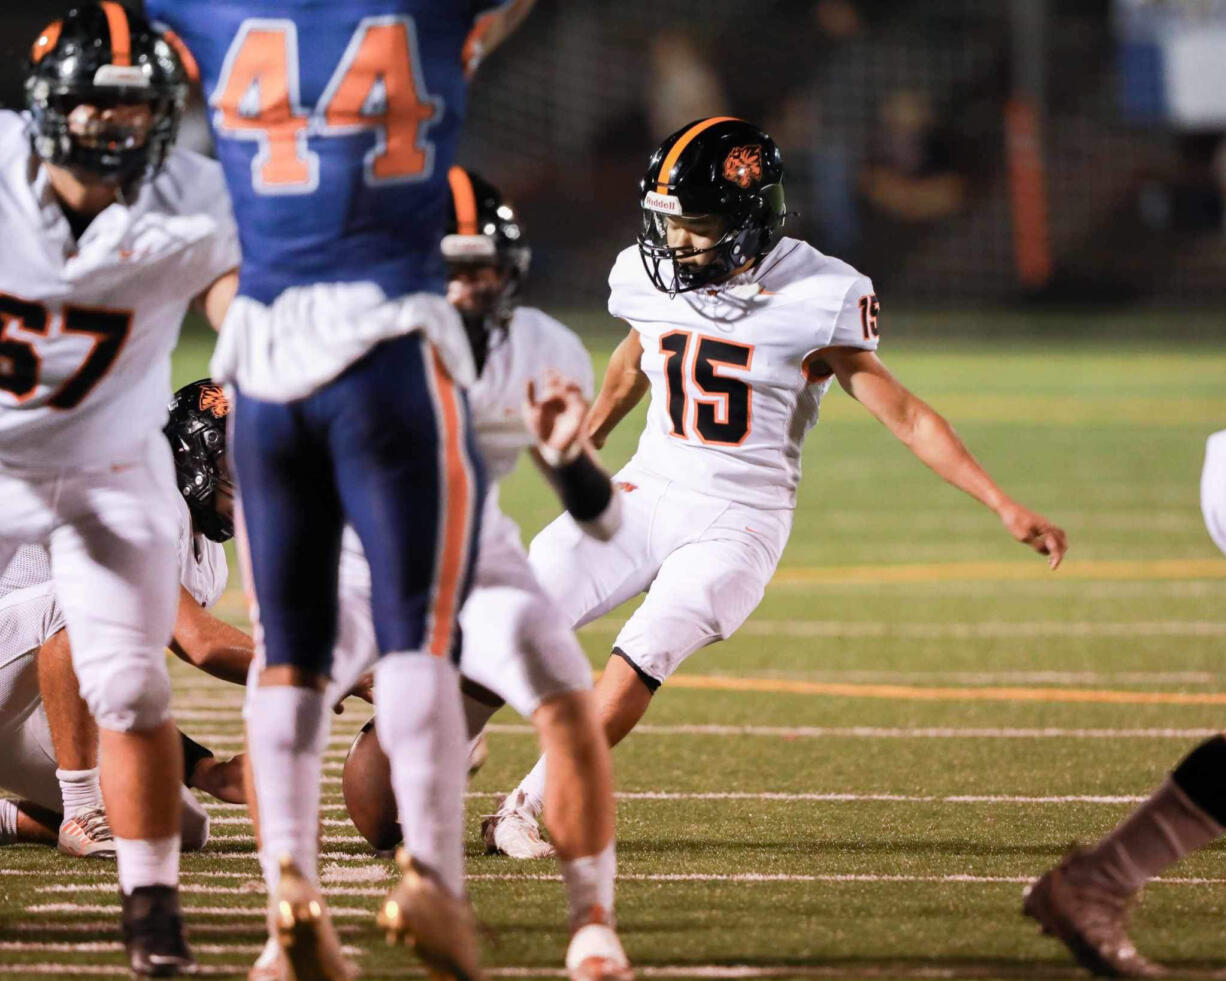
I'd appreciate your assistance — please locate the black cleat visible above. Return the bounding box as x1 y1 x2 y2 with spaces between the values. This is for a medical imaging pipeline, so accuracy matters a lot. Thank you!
121 885 196 977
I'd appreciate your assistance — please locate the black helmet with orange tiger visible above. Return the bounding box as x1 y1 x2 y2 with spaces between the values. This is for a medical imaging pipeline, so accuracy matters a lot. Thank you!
165 380 233 544
25 2 196 186
638 117 787 295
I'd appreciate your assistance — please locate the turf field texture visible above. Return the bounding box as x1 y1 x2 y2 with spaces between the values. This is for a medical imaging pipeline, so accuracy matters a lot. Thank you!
3 313 1226 980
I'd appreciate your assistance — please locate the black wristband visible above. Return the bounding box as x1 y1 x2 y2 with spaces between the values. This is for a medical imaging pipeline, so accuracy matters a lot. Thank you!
554 452 613 522
179 731 215 786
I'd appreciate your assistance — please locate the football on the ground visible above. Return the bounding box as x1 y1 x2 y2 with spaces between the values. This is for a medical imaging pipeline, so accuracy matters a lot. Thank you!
342 719 402 852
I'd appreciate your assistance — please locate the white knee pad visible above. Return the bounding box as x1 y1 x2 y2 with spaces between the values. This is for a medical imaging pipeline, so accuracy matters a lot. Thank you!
179 784 210 852
80 652 172 733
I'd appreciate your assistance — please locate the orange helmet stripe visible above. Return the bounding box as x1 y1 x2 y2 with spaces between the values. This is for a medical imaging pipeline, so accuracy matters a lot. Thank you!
447 165 479 236
162 27 200 85
654 115 740 195
100 1 131 67
30 20 62 64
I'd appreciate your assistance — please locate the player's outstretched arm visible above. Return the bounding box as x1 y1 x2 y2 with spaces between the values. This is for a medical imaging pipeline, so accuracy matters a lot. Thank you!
821 345 1068 569
526 375 622 540
587 327 649 450
168 585 254 685
465 0 537 77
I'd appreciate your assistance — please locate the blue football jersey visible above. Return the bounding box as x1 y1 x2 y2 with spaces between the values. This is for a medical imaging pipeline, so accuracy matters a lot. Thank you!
147 1 507 305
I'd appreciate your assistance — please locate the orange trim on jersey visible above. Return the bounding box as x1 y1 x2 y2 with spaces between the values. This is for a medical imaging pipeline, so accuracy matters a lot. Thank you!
425 349 475 658
447 166 479 236
655 116 740 194
162 27 201 85
100 2 131 67
30 21 62 64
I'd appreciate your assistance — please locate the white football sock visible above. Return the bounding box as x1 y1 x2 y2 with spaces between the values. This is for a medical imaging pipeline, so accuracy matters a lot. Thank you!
375 653 466 898
1070 776 1224 896
115 834 180 893
515 754 547 819
461 688 500 741
0 799 19 841
246 685 330 889
56 767 103 818
559 841 616 930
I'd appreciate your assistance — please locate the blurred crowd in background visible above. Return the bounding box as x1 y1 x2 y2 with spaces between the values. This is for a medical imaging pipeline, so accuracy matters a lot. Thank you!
2 0 1224 310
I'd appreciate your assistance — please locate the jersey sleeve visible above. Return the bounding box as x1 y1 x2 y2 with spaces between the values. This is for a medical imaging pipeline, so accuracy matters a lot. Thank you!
607 246 656 330
827 275 881 352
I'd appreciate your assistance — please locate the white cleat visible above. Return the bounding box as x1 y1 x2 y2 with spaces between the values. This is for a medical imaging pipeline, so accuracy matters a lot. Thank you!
57 808 115 859
467 733 488 777
480 791 554 859
566 907 633 981
247 936 281 981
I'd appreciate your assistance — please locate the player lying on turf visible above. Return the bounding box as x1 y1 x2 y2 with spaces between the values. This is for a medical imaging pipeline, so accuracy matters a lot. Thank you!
146 3 536 979
1022 429 1226 979
303 168 630 981
0 382 253 855
0 6 240 974
482 116 1070 857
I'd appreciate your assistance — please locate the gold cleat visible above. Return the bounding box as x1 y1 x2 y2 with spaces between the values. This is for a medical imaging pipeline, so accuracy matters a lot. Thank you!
375 849 482 981
272 855 359 981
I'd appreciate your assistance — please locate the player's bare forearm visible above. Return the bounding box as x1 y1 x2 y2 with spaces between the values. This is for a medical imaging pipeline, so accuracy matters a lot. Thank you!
194 268 238 331
825 345 1068 567
465 0 536 76
169 586 254 685
587 330 648 449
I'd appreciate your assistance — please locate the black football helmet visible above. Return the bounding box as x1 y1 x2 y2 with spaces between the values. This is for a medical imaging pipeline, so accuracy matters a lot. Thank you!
442 166 531 370
25 3 195 186
638 117 787 295
165 380 233 544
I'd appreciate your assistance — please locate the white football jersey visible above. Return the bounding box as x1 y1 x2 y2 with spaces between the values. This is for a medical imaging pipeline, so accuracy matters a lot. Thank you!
0 490 226 675
609 237 879 509
0 111 240 467
339 306 593 569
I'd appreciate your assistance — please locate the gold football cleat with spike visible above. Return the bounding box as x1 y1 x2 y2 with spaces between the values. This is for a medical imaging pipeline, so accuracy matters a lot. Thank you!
271 855 359 981
376 849 482 981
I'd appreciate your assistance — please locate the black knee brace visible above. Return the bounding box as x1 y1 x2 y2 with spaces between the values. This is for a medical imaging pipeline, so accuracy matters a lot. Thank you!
1171 734 1226 826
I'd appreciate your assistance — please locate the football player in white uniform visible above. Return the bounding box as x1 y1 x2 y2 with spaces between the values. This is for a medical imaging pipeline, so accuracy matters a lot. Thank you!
0 381 252 856
1022 430 1226 978
1 7 238 973
315 168 631 981
484 116 1069 855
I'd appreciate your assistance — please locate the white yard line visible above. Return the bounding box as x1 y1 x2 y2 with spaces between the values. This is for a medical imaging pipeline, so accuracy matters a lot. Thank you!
579 620 1226 639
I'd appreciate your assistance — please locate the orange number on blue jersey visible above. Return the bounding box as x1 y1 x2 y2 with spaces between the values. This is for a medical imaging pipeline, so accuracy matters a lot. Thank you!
318 17 440 185
211 20 318 193
211 16 440 196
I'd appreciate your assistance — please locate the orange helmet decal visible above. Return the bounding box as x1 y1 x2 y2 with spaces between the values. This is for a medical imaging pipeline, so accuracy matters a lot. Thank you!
723 145 763 189
197 384 231 419
30 21 63 64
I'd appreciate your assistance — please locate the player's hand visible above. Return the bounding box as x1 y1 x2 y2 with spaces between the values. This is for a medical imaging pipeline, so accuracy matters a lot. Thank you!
524 374 589 465
998 501 1068 569
333 672 374 714
189 754 246 804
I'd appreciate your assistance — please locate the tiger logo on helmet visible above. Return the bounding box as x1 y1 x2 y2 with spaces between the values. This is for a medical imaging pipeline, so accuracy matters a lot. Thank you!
723 145 763 189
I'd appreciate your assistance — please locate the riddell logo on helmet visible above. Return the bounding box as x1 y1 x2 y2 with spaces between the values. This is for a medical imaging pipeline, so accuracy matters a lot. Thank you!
198 385 230 419
723 145 763 189
644 191 682 215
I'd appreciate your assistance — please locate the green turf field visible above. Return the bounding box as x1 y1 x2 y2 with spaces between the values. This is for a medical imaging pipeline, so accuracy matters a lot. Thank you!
3 321 1226 979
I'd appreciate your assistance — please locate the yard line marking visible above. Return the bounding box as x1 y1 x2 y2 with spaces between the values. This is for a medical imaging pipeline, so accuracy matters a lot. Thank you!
580 620 1226 640
486 723 1226 739
26 903 371 917
0 941 360 956
659 674 1226 705
771 557 1226 585
34 873 1226 893
0 968 245 978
